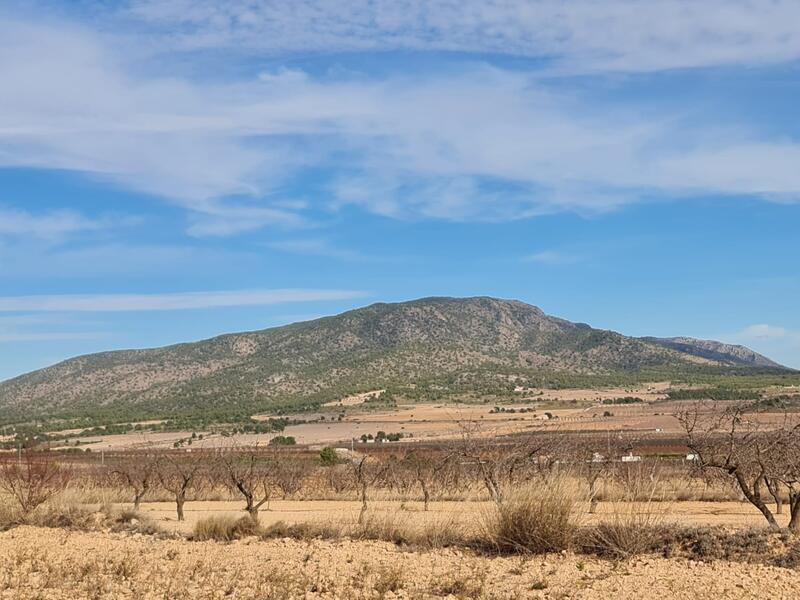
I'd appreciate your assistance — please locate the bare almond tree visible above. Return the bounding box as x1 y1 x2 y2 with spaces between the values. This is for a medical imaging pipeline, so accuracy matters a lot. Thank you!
218 447 276 523
453 420 560 505
271 457 314 499
0 452 72 514
156 450 206 521
349 454 389 525
401 449 453 511
678 401 800 531
111 452 159 510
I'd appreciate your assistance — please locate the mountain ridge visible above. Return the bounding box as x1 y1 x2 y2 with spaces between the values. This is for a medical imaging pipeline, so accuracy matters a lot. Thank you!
0 296 786 424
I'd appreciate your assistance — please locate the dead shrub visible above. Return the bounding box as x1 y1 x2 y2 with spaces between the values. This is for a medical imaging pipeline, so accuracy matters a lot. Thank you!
659 526 774 563
28 500 95 529
481 479 582 554
410 513 470 549
354 511 411 545
582 504 666 559
193 514 260 541
261 520 344 540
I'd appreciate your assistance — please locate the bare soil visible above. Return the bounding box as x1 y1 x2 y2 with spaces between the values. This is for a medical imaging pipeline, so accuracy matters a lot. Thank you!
133 499 794 535
1 525 798 599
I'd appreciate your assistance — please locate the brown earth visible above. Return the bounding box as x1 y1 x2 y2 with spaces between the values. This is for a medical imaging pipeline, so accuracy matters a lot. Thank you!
1 525 798 599
130 499 792 535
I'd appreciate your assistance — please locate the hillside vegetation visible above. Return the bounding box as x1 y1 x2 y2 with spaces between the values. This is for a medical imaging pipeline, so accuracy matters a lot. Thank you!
0 297 792 427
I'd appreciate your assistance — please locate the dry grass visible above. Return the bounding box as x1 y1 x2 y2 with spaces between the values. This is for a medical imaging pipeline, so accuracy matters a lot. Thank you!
0 492 159 535
192 514 260 541
582 501 667 559
261 519 345 540
480 478 583 554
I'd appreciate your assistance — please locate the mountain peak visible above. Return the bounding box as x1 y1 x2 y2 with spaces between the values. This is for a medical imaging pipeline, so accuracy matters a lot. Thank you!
0 296 785 424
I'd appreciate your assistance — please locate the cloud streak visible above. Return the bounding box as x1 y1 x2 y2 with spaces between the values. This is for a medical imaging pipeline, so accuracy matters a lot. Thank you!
2 8 800 234
0 206 110 240
124 0 800 73
0 289 369 312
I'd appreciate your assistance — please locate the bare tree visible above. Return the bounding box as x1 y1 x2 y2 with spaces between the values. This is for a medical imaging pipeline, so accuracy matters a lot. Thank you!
271 457 314 499
110 452 159 510
401 449 452 511
218 447 276 523
325 463 352 495
349 454 388 525
0 452 72 514
156 450 206 521
453 421 559 504
678 401 800 531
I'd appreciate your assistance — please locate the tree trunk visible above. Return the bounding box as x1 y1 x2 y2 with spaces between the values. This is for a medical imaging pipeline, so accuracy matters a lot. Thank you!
788 491 800 532
358 481 368 525
133 491 143 511
766 478 783 515
176 494 185 521
420 479 430 512
734 470 779 531
589 475 600 514
247 506 259 524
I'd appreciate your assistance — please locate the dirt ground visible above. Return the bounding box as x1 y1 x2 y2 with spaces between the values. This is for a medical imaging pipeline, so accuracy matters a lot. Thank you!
59 400 685 451
1 525 798 599
133 499 793 535
48 382 798 451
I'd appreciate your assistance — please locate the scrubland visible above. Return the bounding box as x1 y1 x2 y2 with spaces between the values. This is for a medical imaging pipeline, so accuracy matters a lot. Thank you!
3 401 800 598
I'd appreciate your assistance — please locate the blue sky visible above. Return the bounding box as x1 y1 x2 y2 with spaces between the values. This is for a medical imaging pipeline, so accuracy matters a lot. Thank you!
1 0 800 380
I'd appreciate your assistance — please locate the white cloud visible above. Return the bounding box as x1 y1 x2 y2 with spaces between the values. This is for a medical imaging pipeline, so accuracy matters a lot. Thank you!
123 0 800 73
2 12 800 231
0 289 368 312
0 206 108 240
722 324 800 369
738 324 790 341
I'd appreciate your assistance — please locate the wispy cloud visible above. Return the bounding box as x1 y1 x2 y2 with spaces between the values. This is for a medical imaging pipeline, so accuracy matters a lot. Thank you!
123 0 800 73
0 289 368 312
2 8 800 232
0 206 109 240
734 324 798 343
268 238 369 262
721 323 800 369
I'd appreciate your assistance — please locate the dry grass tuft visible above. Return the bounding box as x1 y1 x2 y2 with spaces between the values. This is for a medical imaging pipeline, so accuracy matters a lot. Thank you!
192 514 260 541
261 519 345 540
582 502 667 559
481 478 583 554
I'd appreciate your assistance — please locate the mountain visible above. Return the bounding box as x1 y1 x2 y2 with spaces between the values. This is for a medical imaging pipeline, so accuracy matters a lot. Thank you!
640 336 782 368
0 297 785 425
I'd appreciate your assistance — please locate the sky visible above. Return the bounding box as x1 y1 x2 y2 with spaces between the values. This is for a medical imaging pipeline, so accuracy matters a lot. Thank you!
1 0 799 380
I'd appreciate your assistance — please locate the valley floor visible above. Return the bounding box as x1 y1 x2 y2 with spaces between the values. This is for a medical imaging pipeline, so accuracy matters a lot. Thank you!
1 525 799 599
133 498 797 535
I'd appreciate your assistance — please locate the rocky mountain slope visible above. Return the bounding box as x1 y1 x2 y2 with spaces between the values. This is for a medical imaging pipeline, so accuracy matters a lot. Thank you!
0 297 785 424
641 336 782 368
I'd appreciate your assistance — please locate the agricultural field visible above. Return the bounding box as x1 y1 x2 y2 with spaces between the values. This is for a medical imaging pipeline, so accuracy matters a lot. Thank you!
2 394 800 598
